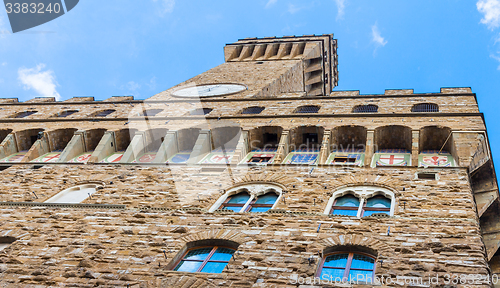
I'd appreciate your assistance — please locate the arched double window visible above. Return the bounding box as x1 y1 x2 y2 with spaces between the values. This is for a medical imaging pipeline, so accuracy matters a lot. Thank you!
174 246 235 273
209 183 283 213
325 186 395 217
318 251 376 283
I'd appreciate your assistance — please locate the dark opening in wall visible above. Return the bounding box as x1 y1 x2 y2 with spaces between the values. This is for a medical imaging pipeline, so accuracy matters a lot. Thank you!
11 111 37 118
241 106 265 115
418 173 437 180
54 110 78 118
291 126 324 151
374 125 412 152
15 128 44 151
295 105 320 113
248 126 283 151
114 128 137 152
412 103 439 113
263 133 278 146
352 105 378 113
92 109 115 117
0 129 13 144
47 128 78 151
331 125 367 151
84 129 107 151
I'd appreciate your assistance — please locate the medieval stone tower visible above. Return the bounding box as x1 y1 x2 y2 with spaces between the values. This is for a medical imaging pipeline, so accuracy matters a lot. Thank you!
0 34 499 287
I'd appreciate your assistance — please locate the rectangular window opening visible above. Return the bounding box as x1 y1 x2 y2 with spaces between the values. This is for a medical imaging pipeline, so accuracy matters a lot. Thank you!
418 173 436 180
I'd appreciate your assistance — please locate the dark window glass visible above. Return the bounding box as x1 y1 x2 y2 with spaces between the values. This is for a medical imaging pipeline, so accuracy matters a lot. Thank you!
57 110 78 118
13 111 37 118
411 103 439 112
353 105 378 113
95 109 115 117
263 133 278 146
295 106 320 113
242 106 265 114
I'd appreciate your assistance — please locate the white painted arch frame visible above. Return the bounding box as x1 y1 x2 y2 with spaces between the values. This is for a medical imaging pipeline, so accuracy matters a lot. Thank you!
323 185 396 217
209 183 283 213
45 183 104 204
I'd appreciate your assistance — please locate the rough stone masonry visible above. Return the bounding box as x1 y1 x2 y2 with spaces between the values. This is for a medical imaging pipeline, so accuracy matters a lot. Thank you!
0 34 498 288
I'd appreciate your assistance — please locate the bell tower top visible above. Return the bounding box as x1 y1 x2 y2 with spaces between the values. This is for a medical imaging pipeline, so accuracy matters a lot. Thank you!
224 34 338 96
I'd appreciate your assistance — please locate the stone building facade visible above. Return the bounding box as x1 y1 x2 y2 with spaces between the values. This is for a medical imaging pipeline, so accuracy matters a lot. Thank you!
0 34 499 287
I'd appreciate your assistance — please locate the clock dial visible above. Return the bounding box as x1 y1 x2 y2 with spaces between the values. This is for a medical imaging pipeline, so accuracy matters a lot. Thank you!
172 84 247 98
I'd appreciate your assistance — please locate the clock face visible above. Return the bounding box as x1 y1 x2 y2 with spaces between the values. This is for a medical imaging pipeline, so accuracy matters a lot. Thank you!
172 84 247 98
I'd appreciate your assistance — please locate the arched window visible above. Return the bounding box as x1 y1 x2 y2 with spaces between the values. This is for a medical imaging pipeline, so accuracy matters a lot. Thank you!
174 246 235 273
361 196 391 217
94 109 115 117
241 106 265 114
247 193 279 212
218 192 278 213
55 110 78 118
11 111 37 118
295 105 320 113
218 192 250 212
209 183 283 213
140 109 163 117
352 105 378 113
411 103 439 112
318 252 375 283
330 195 360 216
190 108 213 115
325 186 395 217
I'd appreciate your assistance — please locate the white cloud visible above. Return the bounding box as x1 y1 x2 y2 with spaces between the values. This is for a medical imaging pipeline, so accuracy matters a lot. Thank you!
265 0 277 9
288 3 302 14
126 81 141 92
491 53 500 69
371 23 387 47
147 77 157 90
334 0 345 20
0 14 10 37
18 64 60 100
153 0 175 16
477 0 500 30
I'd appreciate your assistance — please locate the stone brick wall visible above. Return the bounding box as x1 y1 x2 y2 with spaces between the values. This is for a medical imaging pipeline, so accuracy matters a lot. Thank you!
0 165 490 287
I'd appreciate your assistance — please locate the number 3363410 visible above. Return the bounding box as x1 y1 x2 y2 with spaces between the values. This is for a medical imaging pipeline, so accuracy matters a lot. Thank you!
5 2 62 14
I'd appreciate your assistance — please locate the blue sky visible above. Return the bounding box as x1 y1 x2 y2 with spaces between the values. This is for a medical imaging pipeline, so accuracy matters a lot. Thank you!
1 0 500 169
